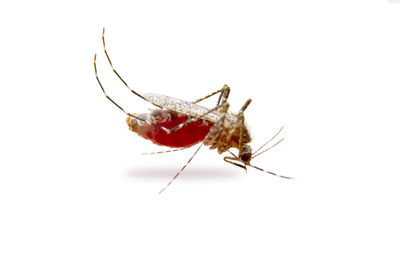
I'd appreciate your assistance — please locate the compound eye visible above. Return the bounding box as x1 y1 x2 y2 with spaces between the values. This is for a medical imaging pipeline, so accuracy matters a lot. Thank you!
240 152 252 163
239 145 252 163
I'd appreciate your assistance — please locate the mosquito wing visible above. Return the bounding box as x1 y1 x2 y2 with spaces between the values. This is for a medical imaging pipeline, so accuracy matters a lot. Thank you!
144 93 224 123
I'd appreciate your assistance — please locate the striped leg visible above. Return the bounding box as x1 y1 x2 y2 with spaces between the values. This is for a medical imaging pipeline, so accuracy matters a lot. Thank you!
94 54 171 133
101 28 163 109
95 53 222 135
141 147 189 155
223 152 293 179
247 164 293 179
158 108 230 194
163 103 227 134
207 103 230 150
192 84 230 106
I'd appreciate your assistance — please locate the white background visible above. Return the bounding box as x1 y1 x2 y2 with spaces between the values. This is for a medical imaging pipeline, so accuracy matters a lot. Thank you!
1 1 399 266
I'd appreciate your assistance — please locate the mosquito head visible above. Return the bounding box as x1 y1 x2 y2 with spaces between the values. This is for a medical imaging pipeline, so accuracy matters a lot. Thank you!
232 143 293 179
224 126 293 179
239 144 253 164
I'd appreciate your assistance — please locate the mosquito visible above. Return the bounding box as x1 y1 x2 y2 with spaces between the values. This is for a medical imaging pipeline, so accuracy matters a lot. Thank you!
94 28 292 193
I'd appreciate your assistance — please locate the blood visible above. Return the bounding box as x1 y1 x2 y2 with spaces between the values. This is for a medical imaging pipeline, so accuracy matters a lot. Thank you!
137 110 213 148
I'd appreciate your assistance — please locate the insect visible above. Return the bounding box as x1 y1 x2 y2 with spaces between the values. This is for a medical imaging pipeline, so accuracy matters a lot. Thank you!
94 28 292 193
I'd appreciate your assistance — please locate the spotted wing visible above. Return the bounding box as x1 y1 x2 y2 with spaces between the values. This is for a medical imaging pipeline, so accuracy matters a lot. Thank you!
144 93 223 123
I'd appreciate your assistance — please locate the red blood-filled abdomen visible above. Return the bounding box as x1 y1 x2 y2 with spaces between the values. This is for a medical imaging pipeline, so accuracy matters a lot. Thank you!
137 110 213 148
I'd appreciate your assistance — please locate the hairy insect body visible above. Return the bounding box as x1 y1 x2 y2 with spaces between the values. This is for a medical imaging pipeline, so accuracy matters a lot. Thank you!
127 109 213 148
204 115 252 154
127 94 252 154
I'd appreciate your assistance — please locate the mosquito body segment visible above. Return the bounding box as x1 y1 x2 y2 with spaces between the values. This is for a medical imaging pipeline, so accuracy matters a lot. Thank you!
127 109 213 148
127 93 252 154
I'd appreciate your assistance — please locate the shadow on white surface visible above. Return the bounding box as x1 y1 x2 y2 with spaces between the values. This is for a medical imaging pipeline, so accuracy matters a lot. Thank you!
126 166 240 180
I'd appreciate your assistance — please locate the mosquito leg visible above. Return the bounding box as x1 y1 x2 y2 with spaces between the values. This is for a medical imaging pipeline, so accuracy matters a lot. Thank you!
225 154 292 179
158 142 203 194
222 100 249 153
235 99 252 155
220 121 241 153
238 116 245 153
101 28 163 109
95 54 147 123
165 102 228 134
209 115 227 150
238 99 252 114
192 84 230 106
158 139 205 194
205 103 231 150
223 156 247 170
247 164 294 179
94 54 172 133
227 150 236 158
141 147 189 155
158 110 229 194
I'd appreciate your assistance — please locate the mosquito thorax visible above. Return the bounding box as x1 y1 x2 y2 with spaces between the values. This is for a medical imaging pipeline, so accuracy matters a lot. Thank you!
203 116 252 155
